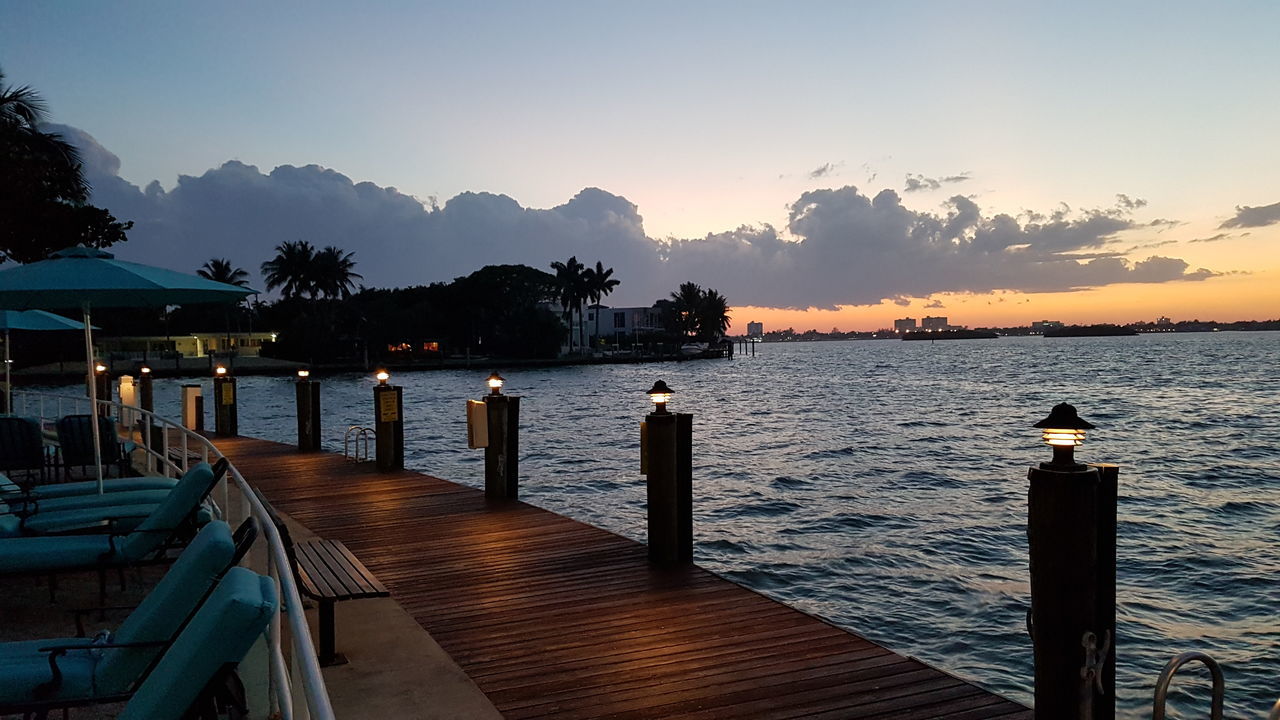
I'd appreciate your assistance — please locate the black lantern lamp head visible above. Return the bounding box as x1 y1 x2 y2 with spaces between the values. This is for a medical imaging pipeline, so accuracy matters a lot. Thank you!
1033 402 1096 470
487 371 505 396
647 380 674 414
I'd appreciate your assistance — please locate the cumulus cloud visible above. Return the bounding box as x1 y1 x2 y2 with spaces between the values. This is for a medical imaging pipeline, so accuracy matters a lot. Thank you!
60 125 1219 310
1115 194 1148 211
1219 200 1280 229
924 299 945 308
903 172 970 193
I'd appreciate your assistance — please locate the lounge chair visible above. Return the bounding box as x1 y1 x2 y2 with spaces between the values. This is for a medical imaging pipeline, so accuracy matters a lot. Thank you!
0 415 50 488
0 519 254 714
55 414 134 480
0 459 225 537
1 565 277 720
1 471 180 500
0 461 225 600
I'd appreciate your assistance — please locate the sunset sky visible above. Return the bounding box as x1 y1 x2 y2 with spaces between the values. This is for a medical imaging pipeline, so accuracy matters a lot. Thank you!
3 2 1277 331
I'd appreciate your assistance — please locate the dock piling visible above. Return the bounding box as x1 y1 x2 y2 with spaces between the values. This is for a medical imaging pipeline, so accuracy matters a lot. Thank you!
1026 403 1115 720
295 370 321 452
213 365 237 436
643 380 693 566
373 371 403 472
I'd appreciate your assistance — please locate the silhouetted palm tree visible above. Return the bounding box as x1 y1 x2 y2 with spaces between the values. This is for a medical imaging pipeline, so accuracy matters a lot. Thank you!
550 256 586 353
0 69 88 205
260 240 316 299
312 246 362 299
670 281 704 339
668 282 731 342
697 288 732 341
583 261 620 351
197 258 250 287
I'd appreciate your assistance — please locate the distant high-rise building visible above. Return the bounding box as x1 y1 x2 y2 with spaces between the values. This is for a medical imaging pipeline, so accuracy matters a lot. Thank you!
894 317 917 332
921 316 949 331
1156 316 1172 325
746 321 764 338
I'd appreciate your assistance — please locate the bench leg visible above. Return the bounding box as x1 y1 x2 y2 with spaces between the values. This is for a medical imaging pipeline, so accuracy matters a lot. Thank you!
318 600 348 666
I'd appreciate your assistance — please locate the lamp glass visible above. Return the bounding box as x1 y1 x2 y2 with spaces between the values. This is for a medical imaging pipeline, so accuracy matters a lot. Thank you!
140 366 151 374
376 370 390 385
215 366 227 376
94 363 107 373
649 392 673 406
297 369 310 379
1042 428 1086 447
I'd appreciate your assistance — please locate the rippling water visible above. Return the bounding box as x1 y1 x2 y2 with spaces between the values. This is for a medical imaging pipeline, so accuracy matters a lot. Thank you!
138 332 1278 716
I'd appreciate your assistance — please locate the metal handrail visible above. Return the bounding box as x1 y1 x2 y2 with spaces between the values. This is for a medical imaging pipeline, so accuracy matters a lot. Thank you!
14 390 335 720
344 425 374 462
1152 651 1224 720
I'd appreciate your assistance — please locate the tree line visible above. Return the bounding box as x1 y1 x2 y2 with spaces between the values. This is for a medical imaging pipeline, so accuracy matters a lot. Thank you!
2 68 732 364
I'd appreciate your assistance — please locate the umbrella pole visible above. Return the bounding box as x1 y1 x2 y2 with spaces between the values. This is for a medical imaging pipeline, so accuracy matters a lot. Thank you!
4 328 9 413
82 304 104 495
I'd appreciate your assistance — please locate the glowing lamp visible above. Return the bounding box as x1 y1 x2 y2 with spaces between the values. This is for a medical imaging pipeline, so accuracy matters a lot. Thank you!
297 369 310 379
1033 402 1096 470
215 365 228 376
376 370 390 386
647 380 674 414
487 371 505 395
139 365 152 375
94 363 107 374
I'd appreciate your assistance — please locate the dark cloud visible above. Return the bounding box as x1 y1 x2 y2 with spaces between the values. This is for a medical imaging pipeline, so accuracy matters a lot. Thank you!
1147 218 1181 230
1115 194 1148 211
924 300 945 308
904 172 970 193
1188 233 1231 244
1219 200 1280 229
62 126 1219 310
808 162 837 179
1126 239 1178 251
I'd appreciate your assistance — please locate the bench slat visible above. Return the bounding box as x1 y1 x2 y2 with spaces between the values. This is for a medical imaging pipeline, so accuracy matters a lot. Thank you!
296 538 388 601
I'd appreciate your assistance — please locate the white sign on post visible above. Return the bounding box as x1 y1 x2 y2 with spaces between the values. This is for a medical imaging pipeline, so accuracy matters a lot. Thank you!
466 400 489 449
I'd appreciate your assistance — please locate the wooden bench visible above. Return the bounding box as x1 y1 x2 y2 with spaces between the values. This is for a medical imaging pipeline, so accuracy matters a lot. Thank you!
253 488 389 666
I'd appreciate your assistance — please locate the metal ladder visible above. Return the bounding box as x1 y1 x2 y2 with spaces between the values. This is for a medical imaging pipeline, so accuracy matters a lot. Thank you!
343 425 374 462
1152 651 1280 719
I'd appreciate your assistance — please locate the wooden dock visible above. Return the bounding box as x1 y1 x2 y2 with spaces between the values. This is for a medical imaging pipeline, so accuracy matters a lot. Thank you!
217 436 1031 719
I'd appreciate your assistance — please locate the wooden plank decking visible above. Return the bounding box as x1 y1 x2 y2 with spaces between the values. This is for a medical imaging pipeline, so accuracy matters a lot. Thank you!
217 436 1031 719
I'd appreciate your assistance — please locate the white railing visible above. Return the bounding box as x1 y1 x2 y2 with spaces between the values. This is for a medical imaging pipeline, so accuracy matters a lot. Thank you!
14 390 335 720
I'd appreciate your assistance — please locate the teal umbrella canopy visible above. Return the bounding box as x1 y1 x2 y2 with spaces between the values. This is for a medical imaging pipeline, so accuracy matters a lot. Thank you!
0 246 257 310
0 309 92 331
0 246 256 494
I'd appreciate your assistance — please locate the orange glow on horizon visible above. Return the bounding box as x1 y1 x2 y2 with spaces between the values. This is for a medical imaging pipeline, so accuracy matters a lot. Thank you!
732 270 1279 333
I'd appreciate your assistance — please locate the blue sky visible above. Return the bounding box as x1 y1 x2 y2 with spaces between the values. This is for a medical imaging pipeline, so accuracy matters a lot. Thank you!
3 2 1278 326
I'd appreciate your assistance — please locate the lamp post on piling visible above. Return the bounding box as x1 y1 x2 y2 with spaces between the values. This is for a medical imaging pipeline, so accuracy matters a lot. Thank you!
641 380 693 565
373 370 403 472
1026 403 1116 720
212 364 238 436
475 371 519 501
295 369 321 452
92 362 110 416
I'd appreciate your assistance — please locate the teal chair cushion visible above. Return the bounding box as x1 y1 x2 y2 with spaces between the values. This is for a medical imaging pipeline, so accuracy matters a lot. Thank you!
20 500 215 536
119 568 276 720
0 534 115 573
0 500 21 538
0 522 236 704
26 489 173 514
95 520 236 694
119 463 214 559
0 646 96 704
24 476 180 499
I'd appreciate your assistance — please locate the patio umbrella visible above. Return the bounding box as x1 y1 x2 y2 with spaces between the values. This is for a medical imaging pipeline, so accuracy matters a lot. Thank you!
0 309 92 410
0 246 256 493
